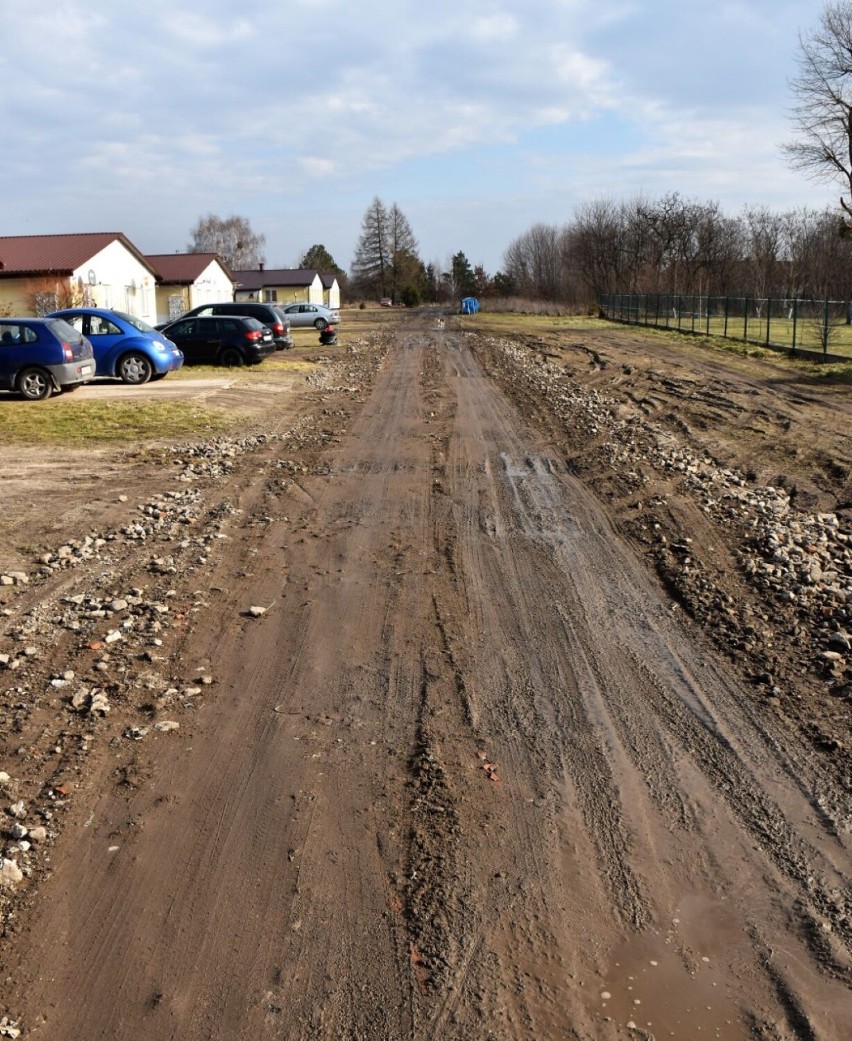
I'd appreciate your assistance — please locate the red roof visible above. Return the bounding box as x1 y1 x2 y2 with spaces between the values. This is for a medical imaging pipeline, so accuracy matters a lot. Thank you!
146 253 234 284
0 232 158 278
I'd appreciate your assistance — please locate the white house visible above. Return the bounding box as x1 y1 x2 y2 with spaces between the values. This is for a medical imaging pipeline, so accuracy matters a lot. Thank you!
147 253 235 324
0 232 160 322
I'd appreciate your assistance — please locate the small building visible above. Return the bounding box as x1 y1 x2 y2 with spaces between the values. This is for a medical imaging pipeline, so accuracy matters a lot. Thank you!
232 267 324 306
319 272 341 310
146 252 235 324
0 232 159 322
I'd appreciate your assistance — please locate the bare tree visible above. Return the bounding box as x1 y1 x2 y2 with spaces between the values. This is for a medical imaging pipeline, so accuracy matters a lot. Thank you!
502 223 567 300
569 199 629 300
187 214 266 270
26 276 90 316
783 2 852 223
742 206 786 307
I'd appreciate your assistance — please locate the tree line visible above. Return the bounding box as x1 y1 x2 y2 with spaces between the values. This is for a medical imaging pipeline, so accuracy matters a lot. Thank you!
348 196 509 305
188 196 852 312
501 197 852 309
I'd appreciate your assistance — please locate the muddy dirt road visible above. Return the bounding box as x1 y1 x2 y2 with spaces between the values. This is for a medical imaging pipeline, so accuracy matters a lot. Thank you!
0 318 850 1040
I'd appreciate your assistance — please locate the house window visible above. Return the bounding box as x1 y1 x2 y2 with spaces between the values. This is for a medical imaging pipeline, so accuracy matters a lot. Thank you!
263 289 278 302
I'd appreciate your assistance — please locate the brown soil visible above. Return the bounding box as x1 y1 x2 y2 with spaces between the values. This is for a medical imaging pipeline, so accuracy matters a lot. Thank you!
0 315 850 1040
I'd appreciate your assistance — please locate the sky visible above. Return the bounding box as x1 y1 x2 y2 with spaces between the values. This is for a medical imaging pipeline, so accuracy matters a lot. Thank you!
0 0 838 275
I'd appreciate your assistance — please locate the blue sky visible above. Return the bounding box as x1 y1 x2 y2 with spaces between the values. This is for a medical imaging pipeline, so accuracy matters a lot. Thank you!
0 0 836 274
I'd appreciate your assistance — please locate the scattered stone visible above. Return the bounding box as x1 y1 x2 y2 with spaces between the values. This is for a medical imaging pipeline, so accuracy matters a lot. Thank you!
0 859 24 889
154 721 180 733
0 1016 21 1038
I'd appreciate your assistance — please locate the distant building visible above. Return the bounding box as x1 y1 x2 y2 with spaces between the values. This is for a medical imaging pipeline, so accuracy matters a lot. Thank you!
146 253 234 324
232 267 324 306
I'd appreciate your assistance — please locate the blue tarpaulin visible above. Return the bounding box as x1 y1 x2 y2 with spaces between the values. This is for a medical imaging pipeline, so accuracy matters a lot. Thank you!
460 297 480 314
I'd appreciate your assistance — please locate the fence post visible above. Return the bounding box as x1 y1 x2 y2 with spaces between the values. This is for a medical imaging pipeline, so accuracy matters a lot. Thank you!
792 297 797 350
744 297 749 342
724 296 729 338
766 298 771 346
823 297 830 354
706 295 710 336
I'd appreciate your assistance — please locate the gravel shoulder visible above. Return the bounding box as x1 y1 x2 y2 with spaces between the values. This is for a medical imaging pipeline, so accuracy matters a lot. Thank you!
0 315 849 1040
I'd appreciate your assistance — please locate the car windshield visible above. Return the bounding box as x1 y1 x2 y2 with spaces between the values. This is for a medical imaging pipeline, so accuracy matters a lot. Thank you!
113 311 156 334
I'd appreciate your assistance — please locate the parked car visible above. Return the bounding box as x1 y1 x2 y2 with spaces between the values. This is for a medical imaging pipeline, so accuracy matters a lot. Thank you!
279 302 340 329
177 302 293 350
158 315 276 366
0 317 95 400
48 308 184 385
379 298 392 308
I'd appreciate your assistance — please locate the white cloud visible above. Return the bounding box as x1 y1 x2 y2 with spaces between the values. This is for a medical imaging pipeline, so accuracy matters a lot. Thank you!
0 0 833 272
470 13 519 41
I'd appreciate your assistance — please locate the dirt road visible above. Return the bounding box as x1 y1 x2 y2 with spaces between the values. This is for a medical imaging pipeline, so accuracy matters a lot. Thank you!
0 317 850 1039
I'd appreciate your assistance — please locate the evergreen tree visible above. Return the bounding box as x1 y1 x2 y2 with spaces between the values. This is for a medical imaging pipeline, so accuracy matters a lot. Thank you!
351 198 422 301
388 204 420 303
300 243 344 276
300 244 348 292
451 251 477 298
351 197 391 297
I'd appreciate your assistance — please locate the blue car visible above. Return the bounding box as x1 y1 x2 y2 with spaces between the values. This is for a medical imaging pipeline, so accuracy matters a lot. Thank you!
48 308 184 385
0 316 95 400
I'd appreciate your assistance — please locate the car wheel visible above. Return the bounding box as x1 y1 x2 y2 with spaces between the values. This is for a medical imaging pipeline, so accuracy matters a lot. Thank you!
17 367 53 401
118 352 153 385
314 318 328 330
219 348 245 367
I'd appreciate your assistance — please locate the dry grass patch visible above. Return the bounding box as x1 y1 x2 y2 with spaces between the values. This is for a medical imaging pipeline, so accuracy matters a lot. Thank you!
0 397 248 445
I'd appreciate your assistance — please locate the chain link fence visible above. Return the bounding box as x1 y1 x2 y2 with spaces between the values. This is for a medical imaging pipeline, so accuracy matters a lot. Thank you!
599 294 852 360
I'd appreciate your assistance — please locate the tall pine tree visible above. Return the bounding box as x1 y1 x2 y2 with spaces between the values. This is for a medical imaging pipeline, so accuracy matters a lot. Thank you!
351 197 391 298
351 198 421 302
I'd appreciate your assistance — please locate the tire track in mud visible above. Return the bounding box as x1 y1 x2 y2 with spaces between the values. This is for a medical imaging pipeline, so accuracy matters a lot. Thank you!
462 340 852 958
411 332 851 1039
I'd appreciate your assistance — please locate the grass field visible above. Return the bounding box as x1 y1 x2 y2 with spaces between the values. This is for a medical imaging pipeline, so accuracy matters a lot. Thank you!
600 299 852 359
